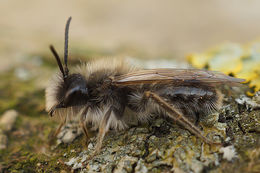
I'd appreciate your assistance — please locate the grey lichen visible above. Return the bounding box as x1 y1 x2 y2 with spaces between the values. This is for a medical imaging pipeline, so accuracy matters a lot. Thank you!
52 91 260 173
235 92 260 110
61 118 225 172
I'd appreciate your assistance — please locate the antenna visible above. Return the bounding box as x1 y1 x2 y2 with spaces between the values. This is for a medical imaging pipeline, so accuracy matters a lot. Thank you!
49 45 65 78
64 16 72 78
49 17 72 80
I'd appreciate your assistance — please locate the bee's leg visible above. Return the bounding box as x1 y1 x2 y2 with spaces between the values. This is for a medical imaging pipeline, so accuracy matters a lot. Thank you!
49 116 67 145
93 107 112 156
80 118 90 146
80 120 90 139
54 117 67 138
144 91 222 145
79 107 90 145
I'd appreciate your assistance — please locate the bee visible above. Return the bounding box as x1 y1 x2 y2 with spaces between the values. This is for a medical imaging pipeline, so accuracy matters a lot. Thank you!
45 17 244 155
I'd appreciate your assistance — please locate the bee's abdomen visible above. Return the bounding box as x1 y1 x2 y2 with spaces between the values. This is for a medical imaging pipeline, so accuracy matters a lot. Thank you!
159 85 222 122
163 86 214 97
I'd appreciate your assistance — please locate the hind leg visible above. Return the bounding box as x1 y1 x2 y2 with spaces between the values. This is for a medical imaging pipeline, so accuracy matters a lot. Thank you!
144 91 221 145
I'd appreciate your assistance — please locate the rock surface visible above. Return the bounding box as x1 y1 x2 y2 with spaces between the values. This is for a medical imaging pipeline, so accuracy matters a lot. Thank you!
0 56 259 172
0 110 18 150
54 92 260 172
0 110 18 132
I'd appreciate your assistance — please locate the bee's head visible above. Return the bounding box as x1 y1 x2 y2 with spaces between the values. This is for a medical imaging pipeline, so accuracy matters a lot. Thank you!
46 17 89 116
51 73 88 116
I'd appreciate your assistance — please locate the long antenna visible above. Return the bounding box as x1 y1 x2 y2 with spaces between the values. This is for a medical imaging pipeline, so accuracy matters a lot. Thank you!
64 16 72 78
49 45 65 78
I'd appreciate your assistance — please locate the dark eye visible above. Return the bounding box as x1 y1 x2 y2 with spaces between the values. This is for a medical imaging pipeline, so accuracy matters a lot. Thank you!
65 84 88 98
57 74 89 107
64 88 88 107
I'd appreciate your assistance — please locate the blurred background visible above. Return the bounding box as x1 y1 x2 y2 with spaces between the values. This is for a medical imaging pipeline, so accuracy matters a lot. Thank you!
1 0 260 72
1 0 260 171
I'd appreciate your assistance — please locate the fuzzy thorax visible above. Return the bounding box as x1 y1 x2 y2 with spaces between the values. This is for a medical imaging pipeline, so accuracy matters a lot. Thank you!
45 58 136 122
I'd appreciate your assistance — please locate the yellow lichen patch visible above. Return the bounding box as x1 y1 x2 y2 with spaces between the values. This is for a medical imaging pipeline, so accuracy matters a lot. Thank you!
208 57 243 74
249 77 260 92
187 53 212 68
236 61 260 83
187 42 260 94
208 43 245 74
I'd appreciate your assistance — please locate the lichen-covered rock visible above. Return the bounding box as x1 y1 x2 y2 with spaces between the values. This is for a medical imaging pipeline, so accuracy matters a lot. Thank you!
57 120 82 144
235 92 260 110
219 145 237 161
0 56 259 173
49 90 260 173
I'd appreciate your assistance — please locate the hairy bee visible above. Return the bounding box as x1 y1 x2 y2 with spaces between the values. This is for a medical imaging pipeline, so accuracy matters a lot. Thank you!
45 17 244 155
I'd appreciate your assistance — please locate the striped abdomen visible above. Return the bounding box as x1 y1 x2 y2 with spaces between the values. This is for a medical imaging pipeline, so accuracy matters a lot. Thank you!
158 85 222 123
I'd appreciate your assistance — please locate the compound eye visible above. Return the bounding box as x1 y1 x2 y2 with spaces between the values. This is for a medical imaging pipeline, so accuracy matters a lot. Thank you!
65 85 88 101
62 74 88 107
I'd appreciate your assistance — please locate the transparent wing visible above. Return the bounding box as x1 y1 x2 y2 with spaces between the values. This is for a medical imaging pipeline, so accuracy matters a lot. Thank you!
112 68 245 86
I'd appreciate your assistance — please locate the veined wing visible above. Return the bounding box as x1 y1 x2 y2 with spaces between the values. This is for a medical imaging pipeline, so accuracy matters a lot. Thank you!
112 68 245 86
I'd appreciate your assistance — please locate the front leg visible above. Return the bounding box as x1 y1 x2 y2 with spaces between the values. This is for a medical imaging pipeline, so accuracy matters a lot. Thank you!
79 106 91 145
49 116 67 145
144 91 222 145
93 107 113 155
